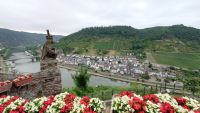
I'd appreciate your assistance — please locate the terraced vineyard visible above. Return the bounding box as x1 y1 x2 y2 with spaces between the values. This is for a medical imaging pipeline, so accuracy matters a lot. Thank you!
149 52 200 70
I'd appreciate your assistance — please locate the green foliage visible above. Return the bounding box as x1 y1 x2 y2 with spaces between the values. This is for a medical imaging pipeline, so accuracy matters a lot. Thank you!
72 66 91 90
151 52 200 70
62 83 157 100
141 74 150 80
0 28 63 47
172 69 200 94
56 25 200 56
156 77 161 82
26 45 39 56
0 48 6 55
0 48 11 59
97 49 108 55
148 63 152 68
73 48 84 54
133 49 146 60
55 25 200 68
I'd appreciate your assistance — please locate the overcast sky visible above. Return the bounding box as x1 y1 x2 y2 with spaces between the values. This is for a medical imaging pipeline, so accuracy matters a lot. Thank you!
0 0 199 35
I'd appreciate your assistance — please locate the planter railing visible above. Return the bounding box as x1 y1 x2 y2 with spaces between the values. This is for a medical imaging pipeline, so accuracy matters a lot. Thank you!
0 80 12 93
13 74 32 87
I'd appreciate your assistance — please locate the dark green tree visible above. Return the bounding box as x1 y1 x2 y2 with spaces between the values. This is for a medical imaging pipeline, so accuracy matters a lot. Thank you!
72 66 90 90
141 73 150 80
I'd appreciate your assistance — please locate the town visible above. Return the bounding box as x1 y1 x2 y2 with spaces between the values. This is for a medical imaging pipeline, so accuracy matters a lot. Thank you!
57 53 176 80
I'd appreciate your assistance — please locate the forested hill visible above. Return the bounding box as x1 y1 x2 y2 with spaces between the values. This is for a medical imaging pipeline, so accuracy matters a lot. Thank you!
57 24 200 54
0 28 63 47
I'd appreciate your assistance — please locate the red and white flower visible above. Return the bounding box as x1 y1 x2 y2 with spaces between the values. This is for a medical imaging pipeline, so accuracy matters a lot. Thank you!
112 91 200 113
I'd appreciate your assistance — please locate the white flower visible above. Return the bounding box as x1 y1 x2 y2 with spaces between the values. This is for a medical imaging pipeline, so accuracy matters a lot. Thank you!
3 97 25 113
70 97 86 113
173 104 189 113
54 92 69 101
111 96 133 113
24 96 47 112
183 97 200 110
0 96 12 104
156 93 178 105
46 100 66 113
89 98 105 113
146 101 161 113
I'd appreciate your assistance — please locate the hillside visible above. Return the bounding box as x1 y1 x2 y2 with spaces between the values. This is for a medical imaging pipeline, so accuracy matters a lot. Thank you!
56 25 200 70
0 28 63 47
57 25 200 52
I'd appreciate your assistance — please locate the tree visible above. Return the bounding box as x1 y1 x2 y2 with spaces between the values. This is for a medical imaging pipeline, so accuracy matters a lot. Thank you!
141 73 150 80
72 66 90 90
148 63 152 68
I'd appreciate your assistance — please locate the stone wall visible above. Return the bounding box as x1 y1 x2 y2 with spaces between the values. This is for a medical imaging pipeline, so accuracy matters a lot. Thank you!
0 59 62 99
32 67 62 97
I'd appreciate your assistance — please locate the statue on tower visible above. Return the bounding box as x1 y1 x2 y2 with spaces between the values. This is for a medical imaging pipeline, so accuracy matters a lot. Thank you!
41 30 57 60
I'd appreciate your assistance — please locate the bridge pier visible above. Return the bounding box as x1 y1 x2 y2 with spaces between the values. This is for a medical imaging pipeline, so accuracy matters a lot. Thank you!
31 58 34 62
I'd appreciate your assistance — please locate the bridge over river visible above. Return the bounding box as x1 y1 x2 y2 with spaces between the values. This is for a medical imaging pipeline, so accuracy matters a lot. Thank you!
7 56 40 63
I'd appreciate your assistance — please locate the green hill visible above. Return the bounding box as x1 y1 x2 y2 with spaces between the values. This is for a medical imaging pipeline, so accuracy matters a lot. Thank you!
56 25 200 70
0 28 63 47
57 25 200 53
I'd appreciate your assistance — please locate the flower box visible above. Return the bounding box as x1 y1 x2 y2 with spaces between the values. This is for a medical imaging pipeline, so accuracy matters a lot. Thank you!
0 92 104 113
13 74 32 87
0 80 12 93
111 91 200 113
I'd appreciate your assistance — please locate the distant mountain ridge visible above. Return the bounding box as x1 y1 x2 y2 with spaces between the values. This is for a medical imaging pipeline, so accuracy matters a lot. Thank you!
55 24 200 70
57 24 200 54
0 28 64 47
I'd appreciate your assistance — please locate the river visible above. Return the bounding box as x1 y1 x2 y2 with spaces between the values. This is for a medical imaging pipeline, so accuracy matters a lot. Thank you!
11 52 130 88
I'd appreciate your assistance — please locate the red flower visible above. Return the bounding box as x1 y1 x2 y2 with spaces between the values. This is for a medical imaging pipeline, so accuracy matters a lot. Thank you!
182 105 190 111
0 105 4 113
2 96 19 108
143 94 160 104
60 103 73 113
0 95 7 98
129 97 146 112
18 106 24 112
39 96 54 113
10 110 20 113
84 107 96 113
80 96 90 106
22 99 29 106
174 97 191 110
10 106 25 113
194 110 200 113
160 102 175 113
174 97 187 106
119 91 134 98
39 107 47 113
64 93 76 104
0 82 5 86
133 103 142 111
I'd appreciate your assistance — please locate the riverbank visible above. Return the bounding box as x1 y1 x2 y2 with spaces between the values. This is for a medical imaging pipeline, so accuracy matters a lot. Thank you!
9 52 129 88
0 56 9 73
59 64 183 90
59 64 196 99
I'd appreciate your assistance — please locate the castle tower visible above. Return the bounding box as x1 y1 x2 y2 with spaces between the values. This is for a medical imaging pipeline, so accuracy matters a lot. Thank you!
40 30 57 71
39 30 62 96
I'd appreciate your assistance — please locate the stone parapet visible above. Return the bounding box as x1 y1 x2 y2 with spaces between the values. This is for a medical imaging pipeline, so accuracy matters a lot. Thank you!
40 58 58 71
0 60 62 99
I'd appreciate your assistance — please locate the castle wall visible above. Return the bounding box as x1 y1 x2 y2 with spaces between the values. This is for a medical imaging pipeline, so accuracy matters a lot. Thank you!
0 30 62 99
0 60 62 99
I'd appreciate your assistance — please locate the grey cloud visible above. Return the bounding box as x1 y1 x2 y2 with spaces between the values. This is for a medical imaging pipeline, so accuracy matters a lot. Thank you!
0 0 200 35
